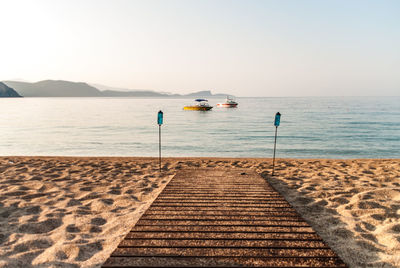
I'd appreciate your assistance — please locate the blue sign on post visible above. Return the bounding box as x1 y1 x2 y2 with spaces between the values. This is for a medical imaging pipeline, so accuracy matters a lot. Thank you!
158 110 163 125
274 112 281 127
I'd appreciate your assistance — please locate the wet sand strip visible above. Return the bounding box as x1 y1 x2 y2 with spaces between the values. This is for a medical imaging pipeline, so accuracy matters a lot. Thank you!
102 169 347 267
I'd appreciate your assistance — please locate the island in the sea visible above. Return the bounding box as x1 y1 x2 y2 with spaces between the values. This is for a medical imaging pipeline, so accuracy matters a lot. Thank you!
2 80 230 98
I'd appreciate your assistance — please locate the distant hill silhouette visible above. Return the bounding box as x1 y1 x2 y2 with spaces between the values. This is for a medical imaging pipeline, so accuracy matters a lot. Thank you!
0 82 22 97
101 89 227 98
184 90 227 97
3 80 231 98
4 80 102 97
101 90 180 97
91 83 228 98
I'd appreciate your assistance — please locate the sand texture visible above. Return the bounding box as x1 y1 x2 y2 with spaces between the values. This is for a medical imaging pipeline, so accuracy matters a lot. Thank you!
0 157 399 267
0 157 174 268
265 159 400 267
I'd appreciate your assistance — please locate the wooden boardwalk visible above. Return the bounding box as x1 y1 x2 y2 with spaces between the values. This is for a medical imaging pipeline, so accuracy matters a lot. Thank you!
102 169 346 267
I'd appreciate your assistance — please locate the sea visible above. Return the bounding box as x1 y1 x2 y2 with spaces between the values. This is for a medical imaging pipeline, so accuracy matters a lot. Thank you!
0 97 399 159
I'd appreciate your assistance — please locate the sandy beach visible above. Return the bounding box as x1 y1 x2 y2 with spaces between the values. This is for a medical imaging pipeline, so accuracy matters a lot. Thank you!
0 157 399 267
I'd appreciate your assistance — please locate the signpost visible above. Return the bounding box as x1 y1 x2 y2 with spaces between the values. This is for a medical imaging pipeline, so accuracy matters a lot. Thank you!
157 110 163 173
272 112 281 176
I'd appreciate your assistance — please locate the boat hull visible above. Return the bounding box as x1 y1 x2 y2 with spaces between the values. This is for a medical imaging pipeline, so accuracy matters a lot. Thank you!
183 106 213 111
217 103 238 108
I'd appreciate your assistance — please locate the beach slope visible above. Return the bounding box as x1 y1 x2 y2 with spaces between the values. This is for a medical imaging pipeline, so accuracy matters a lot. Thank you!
0 157 399 267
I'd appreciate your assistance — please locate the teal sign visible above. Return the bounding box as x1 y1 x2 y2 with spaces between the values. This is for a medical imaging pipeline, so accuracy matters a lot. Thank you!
158 110 163 125
274 112 281 127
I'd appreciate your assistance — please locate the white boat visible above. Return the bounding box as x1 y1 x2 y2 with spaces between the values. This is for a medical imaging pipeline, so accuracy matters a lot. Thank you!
217 96 238 108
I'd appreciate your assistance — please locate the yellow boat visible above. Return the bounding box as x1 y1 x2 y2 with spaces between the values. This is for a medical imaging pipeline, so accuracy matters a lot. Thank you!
183 99 213 111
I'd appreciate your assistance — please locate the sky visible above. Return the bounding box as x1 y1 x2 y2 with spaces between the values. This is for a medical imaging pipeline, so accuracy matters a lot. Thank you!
1 0 399 97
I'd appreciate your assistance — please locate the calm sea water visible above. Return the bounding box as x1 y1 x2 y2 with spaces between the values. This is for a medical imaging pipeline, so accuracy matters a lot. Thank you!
0 97 399 158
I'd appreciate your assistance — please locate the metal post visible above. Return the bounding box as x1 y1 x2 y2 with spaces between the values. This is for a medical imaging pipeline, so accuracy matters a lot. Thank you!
272 126 278 176
157 110 163 173
159 124 161 173
272 112 281 176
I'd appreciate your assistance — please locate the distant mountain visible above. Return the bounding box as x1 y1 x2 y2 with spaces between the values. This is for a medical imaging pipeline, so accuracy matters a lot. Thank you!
3 80 102 97
3 80 232 98
101 90 180 97
90 83 178 97
184 90 228 98
101 89 228 98
92 83 229 98
0 82 22 97
90 83 139 92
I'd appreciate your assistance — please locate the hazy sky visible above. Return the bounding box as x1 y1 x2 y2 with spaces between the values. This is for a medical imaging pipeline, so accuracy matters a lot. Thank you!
1 0 399 96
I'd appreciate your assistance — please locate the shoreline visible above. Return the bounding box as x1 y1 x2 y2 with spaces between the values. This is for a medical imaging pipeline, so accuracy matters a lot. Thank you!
1 157 399 267
3 156 399 159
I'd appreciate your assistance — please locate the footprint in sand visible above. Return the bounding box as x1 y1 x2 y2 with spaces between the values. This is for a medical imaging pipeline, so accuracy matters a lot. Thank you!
75 242 103 262
90 226 102 233
55 250 69 260
108 187 121 195
91 217 107 226
66 224 81 233
19 218 62 234
66 199 82 207
391 224 400 233
362 221 376 231
13 238 52 253
80 187 93 192
330 197 349 205
100 199 114 205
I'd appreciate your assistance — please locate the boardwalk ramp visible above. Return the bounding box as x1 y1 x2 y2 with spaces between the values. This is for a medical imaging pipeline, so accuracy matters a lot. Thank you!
102 169 346 267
